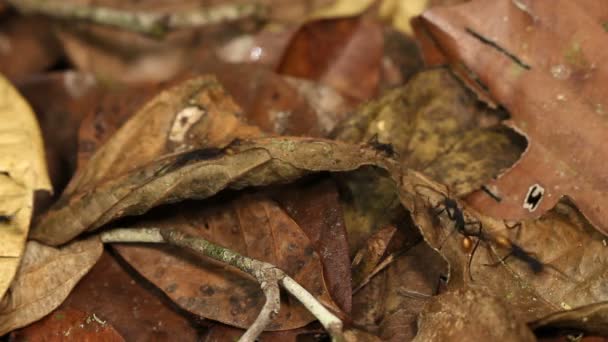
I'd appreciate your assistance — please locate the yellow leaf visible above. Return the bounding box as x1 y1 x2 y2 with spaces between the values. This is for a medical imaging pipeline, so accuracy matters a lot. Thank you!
308 0 375 20
378 0 429 35
0 74 52 300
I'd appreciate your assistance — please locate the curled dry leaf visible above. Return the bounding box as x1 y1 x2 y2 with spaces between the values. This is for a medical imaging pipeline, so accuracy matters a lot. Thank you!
0 75 52 299
408 173 608 322
33 137 388 246
531 302 608 336
414 288 536 342
10 307 125 342
417 0 608 235
0 237 103 335
115 194 343 330
333 68 524 196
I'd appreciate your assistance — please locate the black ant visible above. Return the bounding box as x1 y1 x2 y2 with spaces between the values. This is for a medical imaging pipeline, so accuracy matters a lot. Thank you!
487 232 572 280
367 134 397 158
414 184 485 281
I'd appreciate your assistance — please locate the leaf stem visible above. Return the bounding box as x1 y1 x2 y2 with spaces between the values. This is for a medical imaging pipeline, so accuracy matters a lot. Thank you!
100 227 343 341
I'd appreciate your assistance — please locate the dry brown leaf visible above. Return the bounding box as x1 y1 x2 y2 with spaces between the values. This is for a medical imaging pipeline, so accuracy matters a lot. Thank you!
414 288 536 342
0 237 103 335
114 194 342 330
333 68 524 196
417 0 608 235
0 74 52 300
66 75 262 192
33 137 388 246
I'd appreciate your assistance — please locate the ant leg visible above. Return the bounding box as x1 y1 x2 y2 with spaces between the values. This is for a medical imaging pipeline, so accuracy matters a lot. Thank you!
504 220 523 240
467 237 481 281
465 221 484 281
484 252 513 268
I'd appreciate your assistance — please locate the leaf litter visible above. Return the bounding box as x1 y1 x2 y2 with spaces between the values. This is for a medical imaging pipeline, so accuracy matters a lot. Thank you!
2 0 608 340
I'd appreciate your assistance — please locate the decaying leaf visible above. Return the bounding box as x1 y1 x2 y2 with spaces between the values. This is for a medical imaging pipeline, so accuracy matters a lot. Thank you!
417 0 608 235
409 173 608 322
414 288 536 342
333 68 525 196
0 237 103 335
0 74 52 300
114 194 342 330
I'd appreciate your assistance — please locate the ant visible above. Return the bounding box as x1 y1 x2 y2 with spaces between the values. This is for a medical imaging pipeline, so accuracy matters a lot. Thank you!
367 134 397 158
414 184 485 281
486 231 572 280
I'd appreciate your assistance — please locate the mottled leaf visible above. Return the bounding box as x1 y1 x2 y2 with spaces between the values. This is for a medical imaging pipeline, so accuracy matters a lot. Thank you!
333 68 524 196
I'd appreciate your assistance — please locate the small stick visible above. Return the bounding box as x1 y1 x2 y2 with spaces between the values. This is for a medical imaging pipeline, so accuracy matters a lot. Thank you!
101 228 343 341
7 0 267 37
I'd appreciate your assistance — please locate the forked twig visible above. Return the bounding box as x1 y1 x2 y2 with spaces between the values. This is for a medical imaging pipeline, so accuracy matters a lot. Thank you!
101 228 343 342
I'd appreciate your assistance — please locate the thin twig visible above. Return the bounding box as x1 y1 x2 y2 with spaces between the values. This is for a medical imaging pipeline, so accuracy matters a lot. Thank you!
101 227 343 341
7 0 267 37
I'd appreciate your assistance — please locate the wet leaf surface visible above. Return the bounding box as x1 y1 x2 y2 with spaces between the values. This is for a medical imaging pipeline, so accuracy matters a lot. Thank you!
418 0 608 235
0 237 102 335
